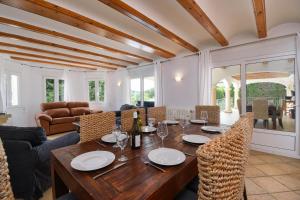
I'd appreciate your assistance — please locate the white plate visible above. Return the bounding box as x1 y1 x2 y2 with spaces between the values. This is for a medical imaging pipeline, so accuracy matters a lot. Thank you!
163 120 179 125
190 119 206 124
148 148 186 166
182 134 211 144
141 126 157 133
101 134 116 143
71 151 115 171
201 126 224 133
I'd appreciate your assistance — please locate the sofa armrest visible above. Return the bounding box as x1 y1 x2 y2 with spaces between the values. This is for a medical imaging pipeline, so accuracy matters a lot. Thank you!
2 140 39 199
90 109 103 114
35 113 52 135
36 113 52 122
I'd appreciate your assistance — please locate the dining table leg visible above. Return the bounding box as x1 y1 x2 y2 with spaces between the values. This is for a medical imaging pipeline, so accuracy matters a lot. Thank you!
51 158 69 200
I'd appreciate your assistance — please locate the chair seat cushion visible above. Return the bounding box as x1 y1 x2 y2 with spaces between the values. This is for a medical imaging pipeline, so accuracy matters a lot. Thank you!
51 117 75 125
70 107 90 116
45 108 70 118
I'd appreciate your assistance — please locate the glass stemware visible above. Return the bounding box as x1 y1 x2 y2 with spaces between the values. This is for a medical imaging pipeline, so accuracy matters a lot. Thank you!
179 118 189 135
148 117 156 127
148 117 156 136
112 125 121 148
116 132 128 162
157 122 168 147
200 111 208 126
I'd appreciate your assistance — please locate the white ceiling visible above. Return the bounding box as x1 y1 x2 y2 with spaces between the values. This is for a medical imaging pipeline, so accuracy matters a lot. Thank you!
0 0 299 70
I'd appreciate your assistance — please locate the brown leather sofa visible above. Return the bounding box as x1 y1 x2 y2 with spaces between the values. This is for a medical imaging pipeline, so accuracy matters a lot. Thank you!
35 101 102 135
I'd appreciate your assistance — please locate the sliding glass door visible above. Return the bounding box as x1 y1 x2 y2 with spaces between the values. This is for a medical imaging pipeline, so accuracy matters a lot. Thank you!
212 57 297 134
246 58 296 132
211 65 241 125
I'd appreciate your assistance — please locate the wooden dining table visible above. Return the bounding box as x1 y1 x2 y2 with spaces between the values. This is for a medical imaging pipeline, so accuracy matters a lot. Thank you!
51 124 222 200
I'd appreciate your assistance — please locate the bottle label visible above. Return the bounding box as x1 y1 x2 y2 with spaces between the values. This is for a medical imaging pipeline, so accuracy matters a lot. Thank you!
133 111 137 118
135 135 141 147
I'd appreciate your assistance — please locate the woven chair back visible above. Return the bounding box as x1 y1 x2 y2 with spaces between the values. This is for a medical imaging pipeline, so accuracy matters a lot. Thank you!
195 105 220 124
196 112 253 200
121 108 146 132
0 138 14 200
252 99 268 120
80 112 115 143
147 106 166 123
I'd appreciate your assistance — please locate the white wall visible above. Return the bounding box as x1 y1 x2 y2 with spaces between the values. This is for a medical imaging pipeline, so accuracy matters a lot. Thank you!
105 69 129 111
161 55 199 109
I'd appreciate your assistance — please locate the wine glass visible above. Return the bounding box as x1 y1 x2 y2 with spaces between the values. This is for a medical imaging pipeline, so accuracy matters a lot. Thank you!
157 122 168 148
147 117 156 136
116 132 128 162
179 118 188 135
148 117 156 127
200 111 208 126
112 125 121 148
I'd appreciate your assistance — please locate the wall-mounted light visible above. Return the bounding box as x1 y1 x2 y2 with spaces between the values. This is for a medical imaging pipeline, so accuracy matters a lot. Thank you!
117 81 121 87
174 74 183 82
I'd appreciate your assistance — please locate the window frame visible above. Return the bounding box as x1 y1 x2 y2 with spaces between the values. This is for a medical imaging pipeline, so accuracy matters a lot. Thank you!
44 77 65 103
87 79 105 104
129 75 155 106
6 72 21 108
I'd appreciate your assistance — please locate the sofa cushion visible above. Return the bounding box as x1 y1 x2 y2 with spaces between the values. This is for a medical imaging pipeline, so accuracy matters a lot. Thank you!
51 117 76 125
70 107 90 116
0 126 47 146
45 108 70 118
41 102 67 111
67 102 89 108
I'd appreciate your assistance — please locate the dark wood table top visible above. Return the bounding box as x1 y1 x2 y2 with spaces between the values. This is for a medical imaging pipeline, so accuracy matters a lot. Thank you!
51 124 222 200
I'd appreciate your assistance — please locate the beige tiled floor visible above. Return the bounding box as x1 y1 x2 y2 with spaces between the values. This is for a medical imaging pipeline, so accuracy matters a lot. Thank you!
247 151 300 200
40 150 300 200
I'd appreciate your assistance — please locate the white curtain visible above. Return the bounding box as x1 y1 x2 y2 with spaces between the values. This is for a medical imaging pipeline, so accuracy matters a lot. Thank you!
0 67 6 113
198 50 211 105
154 61 163 106
297 33 300 81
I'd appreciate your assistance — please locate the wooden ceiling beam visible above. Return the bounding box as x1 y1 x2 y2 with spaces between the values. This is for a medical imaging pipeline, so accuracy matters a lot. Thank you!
177 0 228 46
98 0 198 52
0 31 138 65
0 17 152 62
10 56 97 70
0 0 175 58
252 0 267 38
0 42 126 68
0 49 117 70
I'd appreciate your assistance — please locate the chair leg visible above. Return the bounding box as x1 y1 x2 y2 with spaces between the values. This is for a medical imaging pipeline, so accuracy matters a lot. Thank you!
243 185 248 200
254 119 257 127
279 118 283 129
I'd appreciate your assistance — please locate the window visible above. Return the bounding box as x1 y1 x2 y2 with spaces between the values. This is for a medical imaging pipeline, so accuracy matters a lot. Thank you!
88 80 105 103
7 74 20 107
130 76 155 106
45 78 65 102
130 78 141 105
143 76 155 102
59 80 65 102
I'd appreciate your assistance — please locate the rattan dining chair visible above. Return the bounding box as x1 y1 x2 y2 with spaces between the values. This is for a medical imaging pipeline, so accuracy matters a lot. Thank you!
80 112 115 143
147 106 166 123
0 138 14 200
252 99 269 128
196 112 253 200
195 105 220 124
121 108 146 132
